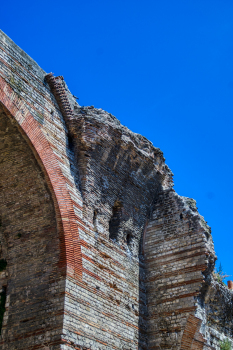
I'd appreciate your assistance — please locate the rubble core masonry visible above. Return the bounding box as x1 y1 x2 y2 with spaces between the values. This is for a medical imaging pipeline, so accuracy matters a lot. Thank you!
0 29 232 350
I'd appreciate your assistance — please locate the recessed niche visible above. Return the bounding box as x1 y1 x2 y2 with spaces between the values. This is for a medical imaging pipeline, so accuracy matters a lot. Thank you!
109 201 123 241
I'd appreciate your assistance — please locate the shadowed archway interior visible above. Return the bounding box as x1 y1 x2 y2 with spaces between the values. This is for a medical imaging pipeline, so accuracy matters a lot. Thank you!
0 103 64 349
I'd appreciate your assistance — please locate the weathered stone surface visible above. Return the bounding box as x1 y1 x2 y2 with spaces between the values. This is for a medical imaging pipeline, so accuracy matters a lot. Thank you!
197 278 233 349
0 28 232 350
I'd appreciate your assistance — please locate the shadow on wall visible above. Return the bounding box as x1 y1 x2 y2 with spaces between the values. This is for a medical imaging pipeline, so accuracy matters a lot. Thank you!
0 104 64 348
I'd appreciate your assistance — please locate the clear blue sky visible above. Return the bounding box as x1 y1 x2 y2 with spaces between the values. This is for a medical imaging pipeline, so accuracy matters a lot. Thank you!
1 0 233 277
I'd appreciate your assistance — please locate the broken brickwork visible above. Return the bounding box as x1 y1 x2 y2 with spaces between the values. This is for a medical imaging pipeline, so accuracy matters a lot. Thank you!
144 190 215 349
0 29 232 350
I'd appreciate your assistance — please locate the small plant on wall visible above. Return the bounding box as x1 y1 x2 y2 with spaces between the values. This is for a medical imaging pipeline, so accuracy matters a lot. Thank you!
219 338 232 350
214 263 230 284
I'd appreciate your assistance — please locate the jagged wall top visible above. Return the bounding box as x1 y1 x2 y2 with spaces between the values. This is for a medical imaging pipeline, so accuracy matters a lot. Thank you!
73 105 172 167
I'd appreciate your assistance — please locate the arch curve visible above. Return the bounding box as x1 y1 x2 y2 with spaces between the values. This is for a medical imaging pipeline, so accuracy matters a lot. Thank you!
0 76 82 279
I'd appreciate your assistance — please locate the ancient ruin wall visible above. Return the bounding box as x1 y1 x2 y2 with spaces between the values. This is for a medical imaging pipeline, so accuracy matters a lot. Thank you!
0 29 83 349
144 191 215 349
61 106 173 349
0 29 233 350
196 273 233 348
45 74 174 349
0 103 64 349
46 74 233 350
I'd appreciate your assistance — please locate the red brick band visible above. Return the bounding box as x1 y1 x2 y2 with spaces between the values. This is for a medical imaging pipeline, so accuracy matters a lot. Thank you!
0 76 82 279
180 315 205 350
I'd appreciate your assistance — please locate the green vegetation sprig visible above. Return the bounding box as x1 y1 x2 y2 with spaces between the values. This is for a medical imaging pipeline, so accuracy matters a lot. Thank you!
213 263 230 284
219 338 232 350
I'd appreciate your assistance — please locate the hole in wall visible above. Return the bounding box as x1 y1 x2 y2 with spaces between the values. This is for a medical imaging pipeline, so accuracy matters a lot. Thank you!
126 232 132 246
93 210 98 230
50 110 54 120
180 213 183 220
0 260 7 272
126 231 135 254
67 133 74 152
109 200 123 241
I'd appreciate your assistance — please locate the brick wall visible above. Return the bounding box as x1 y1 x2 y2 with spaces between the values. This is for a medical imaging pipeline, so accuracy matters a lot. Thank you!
0 104 64 349
144 190 214 349
57 105 173 349
0 29 83 349
0 28 233 350
0 29 82 280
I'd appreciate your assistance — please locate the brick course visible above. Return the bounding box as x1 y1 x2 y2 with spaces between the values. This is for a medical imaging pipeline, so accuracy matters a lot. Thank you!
0 29 232 350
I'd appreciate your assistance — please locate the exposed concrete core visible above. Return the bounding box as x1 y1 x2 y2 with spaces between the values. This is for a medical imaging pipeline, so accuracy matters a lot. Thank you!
0 29 233 350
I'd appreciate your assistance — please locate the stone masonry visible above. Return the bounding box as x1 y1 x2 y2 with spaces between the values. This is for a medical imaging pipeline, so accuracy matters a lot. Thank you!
0 29 232 350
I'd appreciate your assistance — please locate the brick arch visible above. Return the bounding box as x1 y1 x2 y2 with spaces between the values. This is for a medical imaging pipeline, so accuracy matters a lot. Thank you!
0 76 82 279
